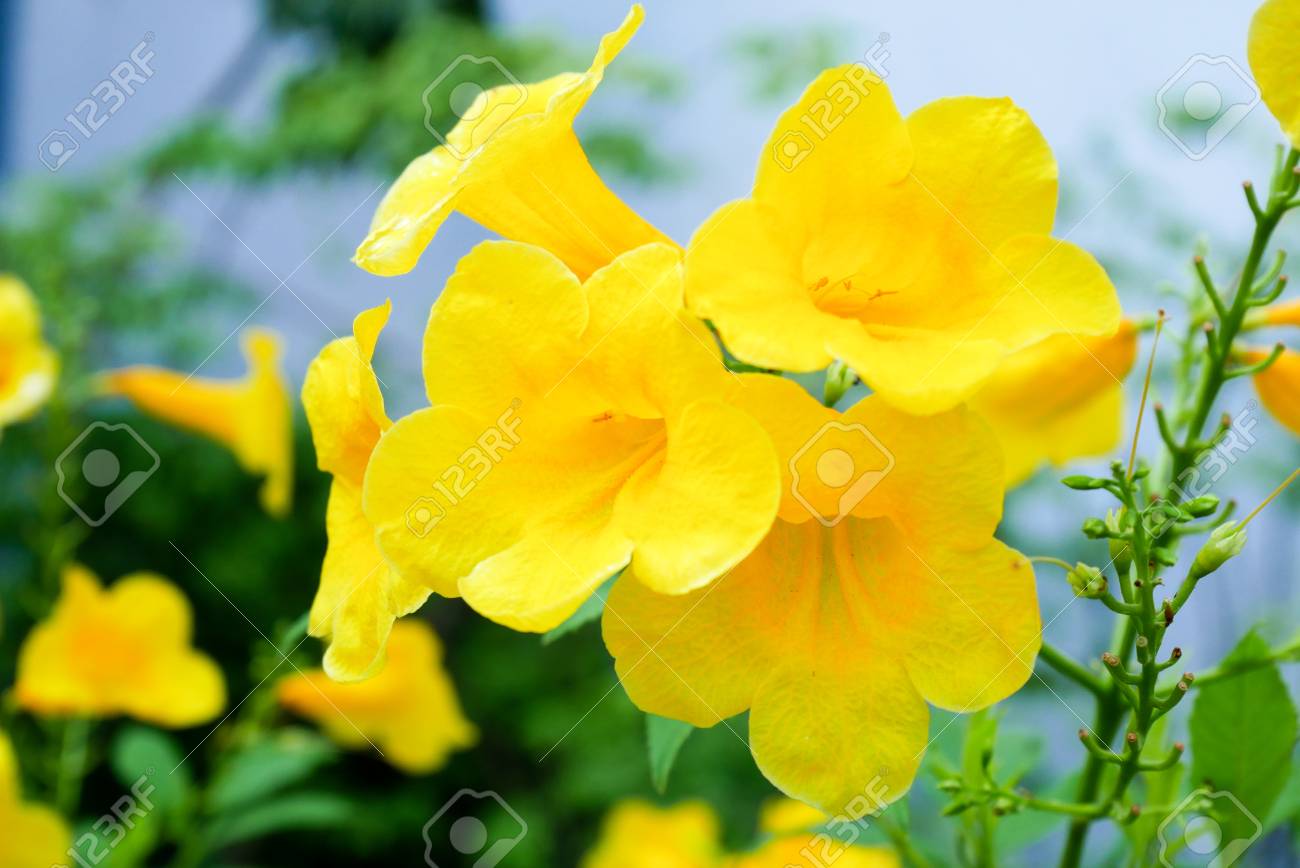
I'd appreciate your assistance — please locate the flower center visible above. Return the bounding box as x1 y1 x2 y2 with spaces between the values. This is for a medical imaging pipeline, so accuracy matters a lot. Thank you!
807 275 897 318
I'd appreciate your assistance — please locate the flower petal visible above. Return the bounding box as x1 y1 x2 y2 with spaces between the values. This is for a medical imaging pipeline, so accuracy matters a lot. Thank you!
871 533 1040 711
1252 347 1300 436
614 400 780 594
1250 0 1300 147
302 301 391 486
972 324 1138 486
905 96 1057 249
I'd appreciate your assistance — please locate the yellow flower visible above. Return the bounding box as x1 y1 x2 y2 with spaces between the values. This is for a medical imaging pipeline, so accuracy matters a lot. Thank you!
1248 346 1300 435
101 328 293 516
581 798 899 868
362 241 780 632
603 375 1039 813
1250 0 1300 146
0 274 58 434
970 321 1139 487
0 729 71 868
756 797 827 836
16 564 226 727
728 838 900 868
302 300 430 681
355 5 673 280
582 800 722 868
277 619 475 774
685 69 1120 414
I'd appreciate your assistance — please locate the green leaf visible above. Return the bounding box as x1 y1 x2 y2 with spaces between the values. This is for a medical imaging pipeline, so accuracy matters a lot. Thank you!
1267 749 1300 830
207 730 337 814
109 726 190 819
542 575 617 645
204 792 354 849
1189 630 1298 843
646 714 694 794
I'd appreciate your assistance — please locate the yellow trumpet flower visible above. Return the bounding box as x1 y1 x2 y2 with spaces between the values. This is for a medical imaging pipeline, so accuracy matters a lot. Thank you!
277 619 476 774
685 70 1120 414
356 5 673 280
101 328 293 516
0 730 71 868
16 564 226 727
0 274 58 435
603 375 1039 813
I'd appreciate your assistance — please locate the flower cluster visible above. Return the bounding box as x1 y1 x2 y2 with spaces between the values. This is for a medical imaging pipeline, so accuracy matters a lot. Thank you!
306 3 1137 813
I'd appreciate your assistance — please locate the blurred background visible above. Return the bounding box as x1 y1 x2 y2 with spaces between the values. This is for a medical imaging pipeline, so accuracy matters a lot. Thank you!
1 0 1298 865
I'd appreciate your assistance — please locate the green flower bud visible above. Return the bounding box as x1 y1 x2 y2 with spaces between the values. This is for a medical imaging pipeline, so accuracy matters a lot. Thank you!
1081 517 1108 539
1062 475 1108 490
1068 563 1108 598
1183 495 1221 518
1105 510 1132 576
1190 521 1247 579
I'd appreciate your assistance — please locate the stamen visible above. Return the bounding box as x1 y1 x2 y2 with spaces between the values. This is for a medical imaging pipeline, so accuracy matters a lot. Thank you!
1240 467 1300 528
1127 311 1166 479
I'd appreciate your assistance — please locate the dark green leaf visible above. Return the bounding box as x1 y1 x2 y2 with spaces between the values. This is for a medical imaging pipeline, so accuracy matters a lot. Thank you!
109 726 190 818
541 576 617 645
204 792 354 849
1189 630 1298 843
207 730 337 814
646 714 694 794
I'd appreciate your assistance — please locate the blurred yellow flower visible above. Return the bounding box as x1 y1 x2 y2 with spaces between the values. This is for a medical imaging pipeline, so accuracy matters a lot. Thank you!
362 241 780 632
355 5 673 280
1250 0 1300 146
582 800 722 868
970 321 1139 487
277 619 475 774
302 300 430 681
582 798 899 868
756 797 827 836
101 327 293 516
1247 346 1300 435
0 274 58 435
16 564 226 727
686 70 1119 414
0 729 71 868
728 837 899 868
603 375 1039 813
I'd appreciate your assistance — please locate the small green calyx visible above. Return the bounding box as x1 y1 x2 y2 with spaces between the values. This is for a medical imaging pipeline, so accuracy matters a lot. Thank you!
1182 494 1221 518
1190 521 1247 579
1067 563 1108 599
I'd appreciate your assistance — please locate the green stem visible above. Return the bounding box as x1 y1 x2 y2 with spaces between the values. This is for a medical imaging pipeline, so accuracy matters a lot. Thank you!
55 717 92 816
1039 643 1108 699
